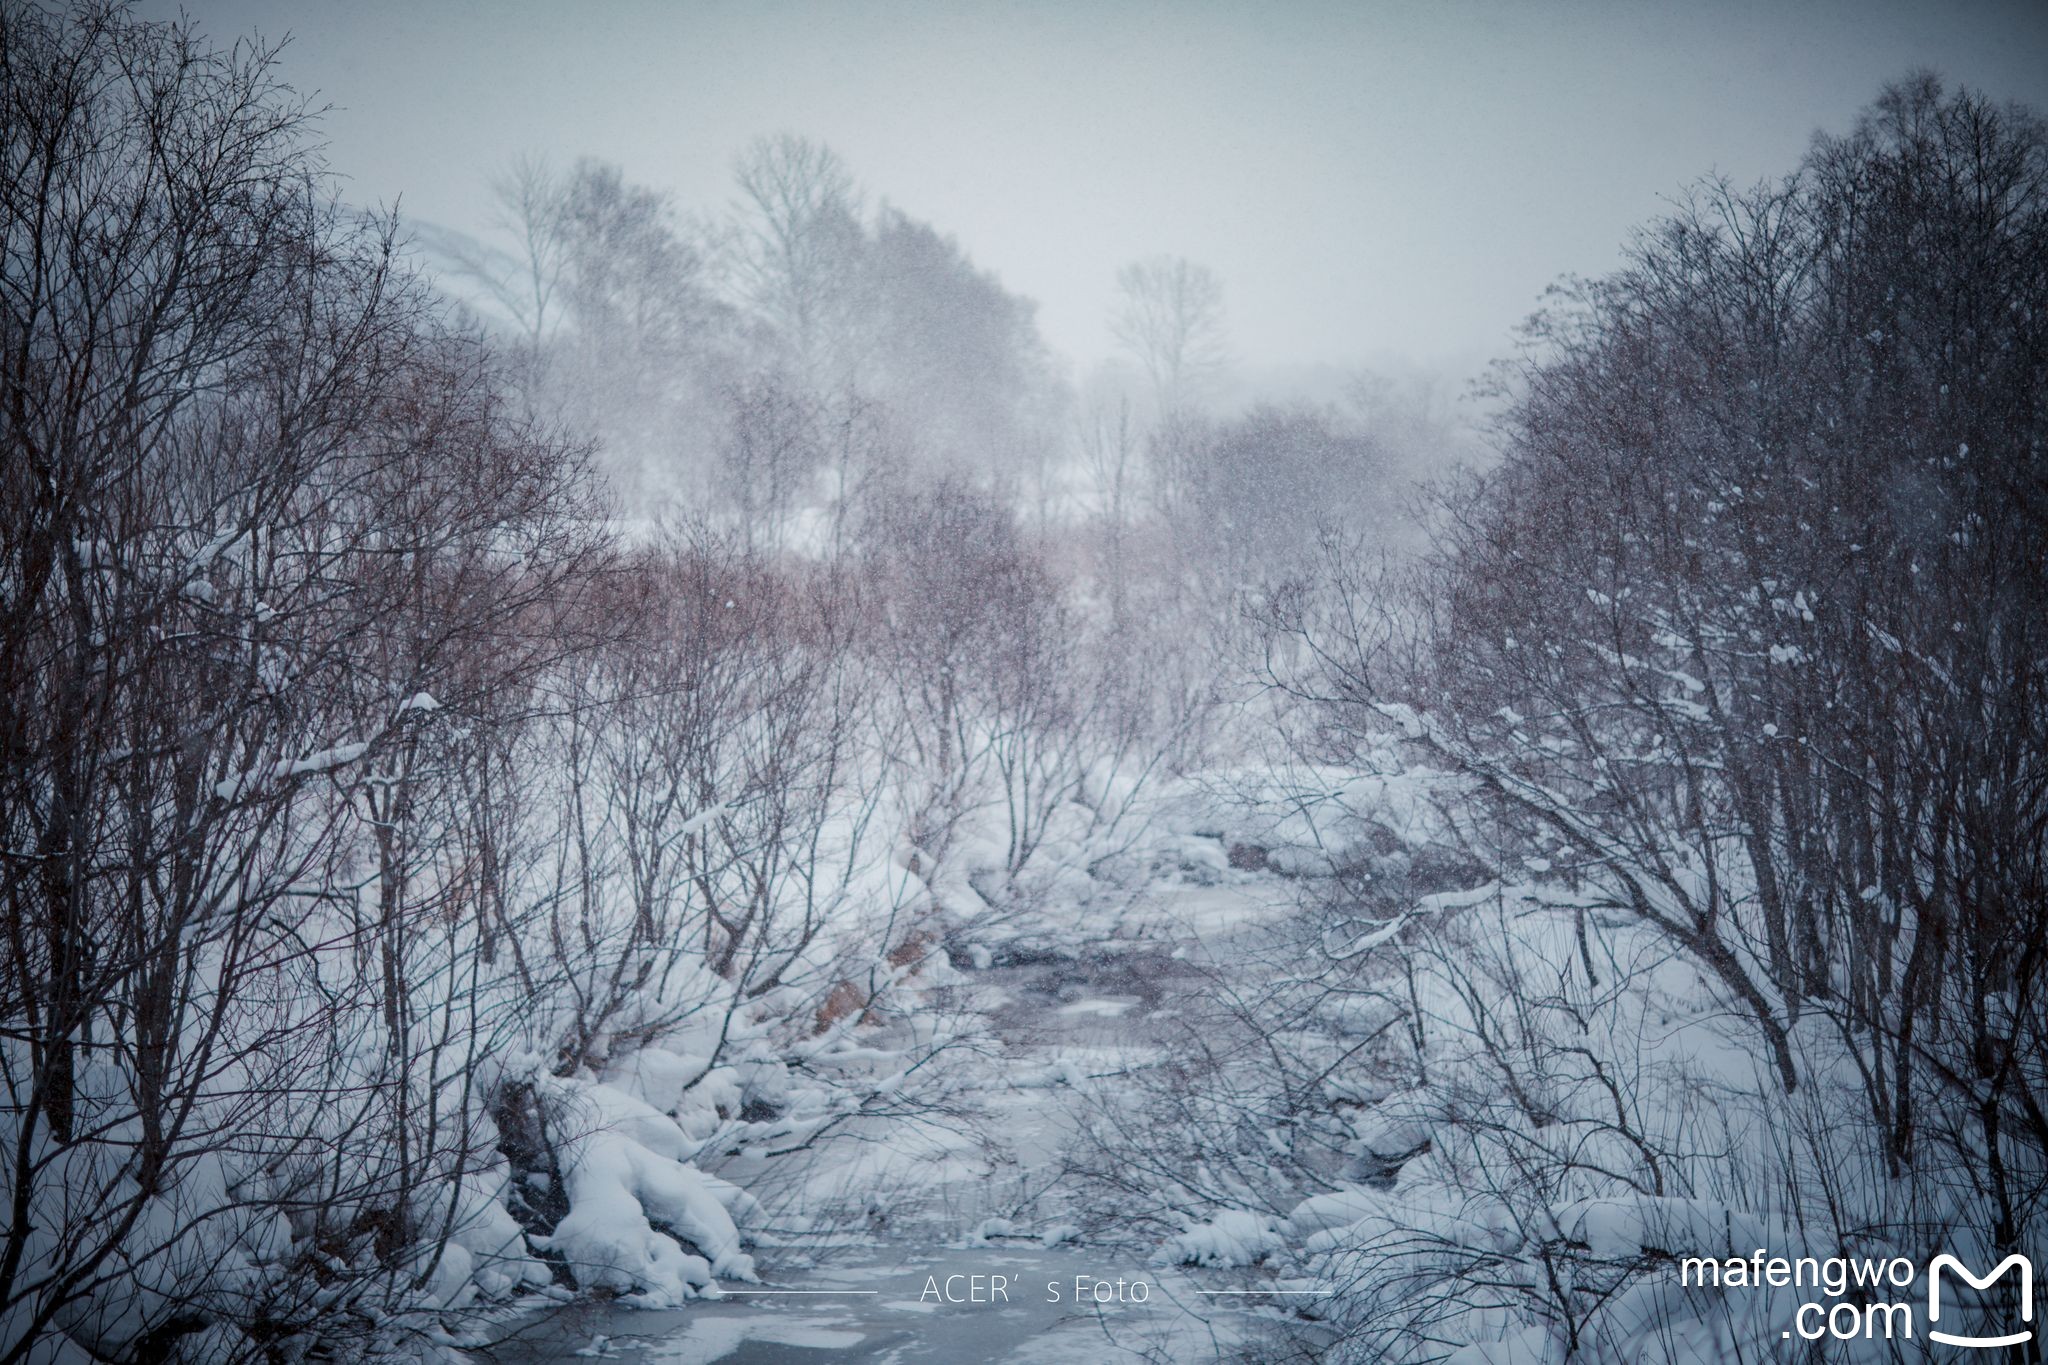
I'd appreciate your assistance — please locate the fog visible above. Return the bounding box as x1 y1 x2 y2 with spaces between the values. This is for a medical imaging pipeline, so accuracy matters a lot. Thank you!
139 0 2048 380
10 5 2048 1363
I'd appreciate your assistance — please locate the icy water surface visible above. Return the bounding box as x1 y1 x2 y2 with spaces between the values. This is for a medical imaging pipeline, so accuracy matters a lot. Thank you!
480 885 1293 1363
478 1244 1232 1363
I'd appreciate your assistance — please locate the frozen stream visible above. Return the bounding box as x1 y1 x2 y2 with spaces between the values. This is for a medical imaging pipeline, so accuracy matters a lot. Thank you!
479 885 1293 1364
476 1244 1234 1364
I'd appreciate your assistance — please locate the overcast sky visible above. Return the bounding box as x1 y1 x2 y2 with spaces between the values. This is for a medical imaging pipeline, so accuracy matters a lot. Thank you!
142 0 2048 383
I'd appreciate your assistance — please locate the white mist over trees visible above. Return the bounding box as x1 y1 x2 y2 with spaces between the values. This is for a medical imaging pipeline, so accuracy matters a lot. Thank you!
428 133 1065 533
1112 255 1229 421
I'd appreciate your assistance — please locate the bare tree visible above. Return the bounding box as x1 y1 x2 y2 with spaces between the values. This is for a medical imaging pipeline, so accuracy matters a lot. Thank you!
1078 379 1142 626
731 134 869 387
428 154 572 361
714 374 825 551
1216 73 2048 1362
1111 255 1228 421
0 8 606 1356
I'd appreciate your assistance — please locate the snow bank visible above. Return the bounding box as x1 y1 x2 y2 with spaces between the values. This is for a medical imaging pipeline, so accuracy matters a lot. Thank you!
535 1078 759 1303
1155 1210 1287 1267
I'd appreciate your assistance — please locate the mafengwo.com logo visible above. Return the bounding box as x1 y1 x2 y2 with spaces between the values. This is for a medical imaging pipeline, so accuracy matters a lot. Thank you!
1681 1249 2034 1348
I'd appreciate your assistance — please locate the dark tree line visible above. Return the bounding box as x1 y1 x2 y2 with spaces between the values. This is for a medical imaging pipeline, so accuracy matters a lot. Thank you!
0 6 1231 1356
1221 74 2048 1360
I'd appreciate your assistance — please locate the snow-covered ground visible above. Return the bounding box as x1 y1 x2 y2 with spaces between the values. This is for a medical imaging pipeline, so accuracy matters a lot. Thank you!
480 1245 1242 1364
477 872 1294 1363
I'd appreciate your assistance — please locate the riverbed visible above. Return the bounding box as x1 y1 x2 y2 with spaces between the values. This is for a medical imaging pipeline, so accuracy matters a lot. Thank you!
477 882 1294 1363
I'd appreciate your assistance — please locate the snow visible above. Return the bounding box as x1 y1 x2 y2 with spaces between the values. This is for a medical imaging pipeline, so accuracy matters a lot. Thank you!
641 1318 866 1363
1056 997 1133 1017
213 740 369 800
1553 1195 1799 1263
675 801 739 839
1156 1210 1286 1267
541 1132 750 1302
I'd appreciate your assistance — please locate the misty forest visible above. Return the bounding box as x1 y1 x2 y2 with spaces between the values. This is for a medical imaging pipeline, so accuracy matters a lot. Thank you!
4 3 2048 1362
